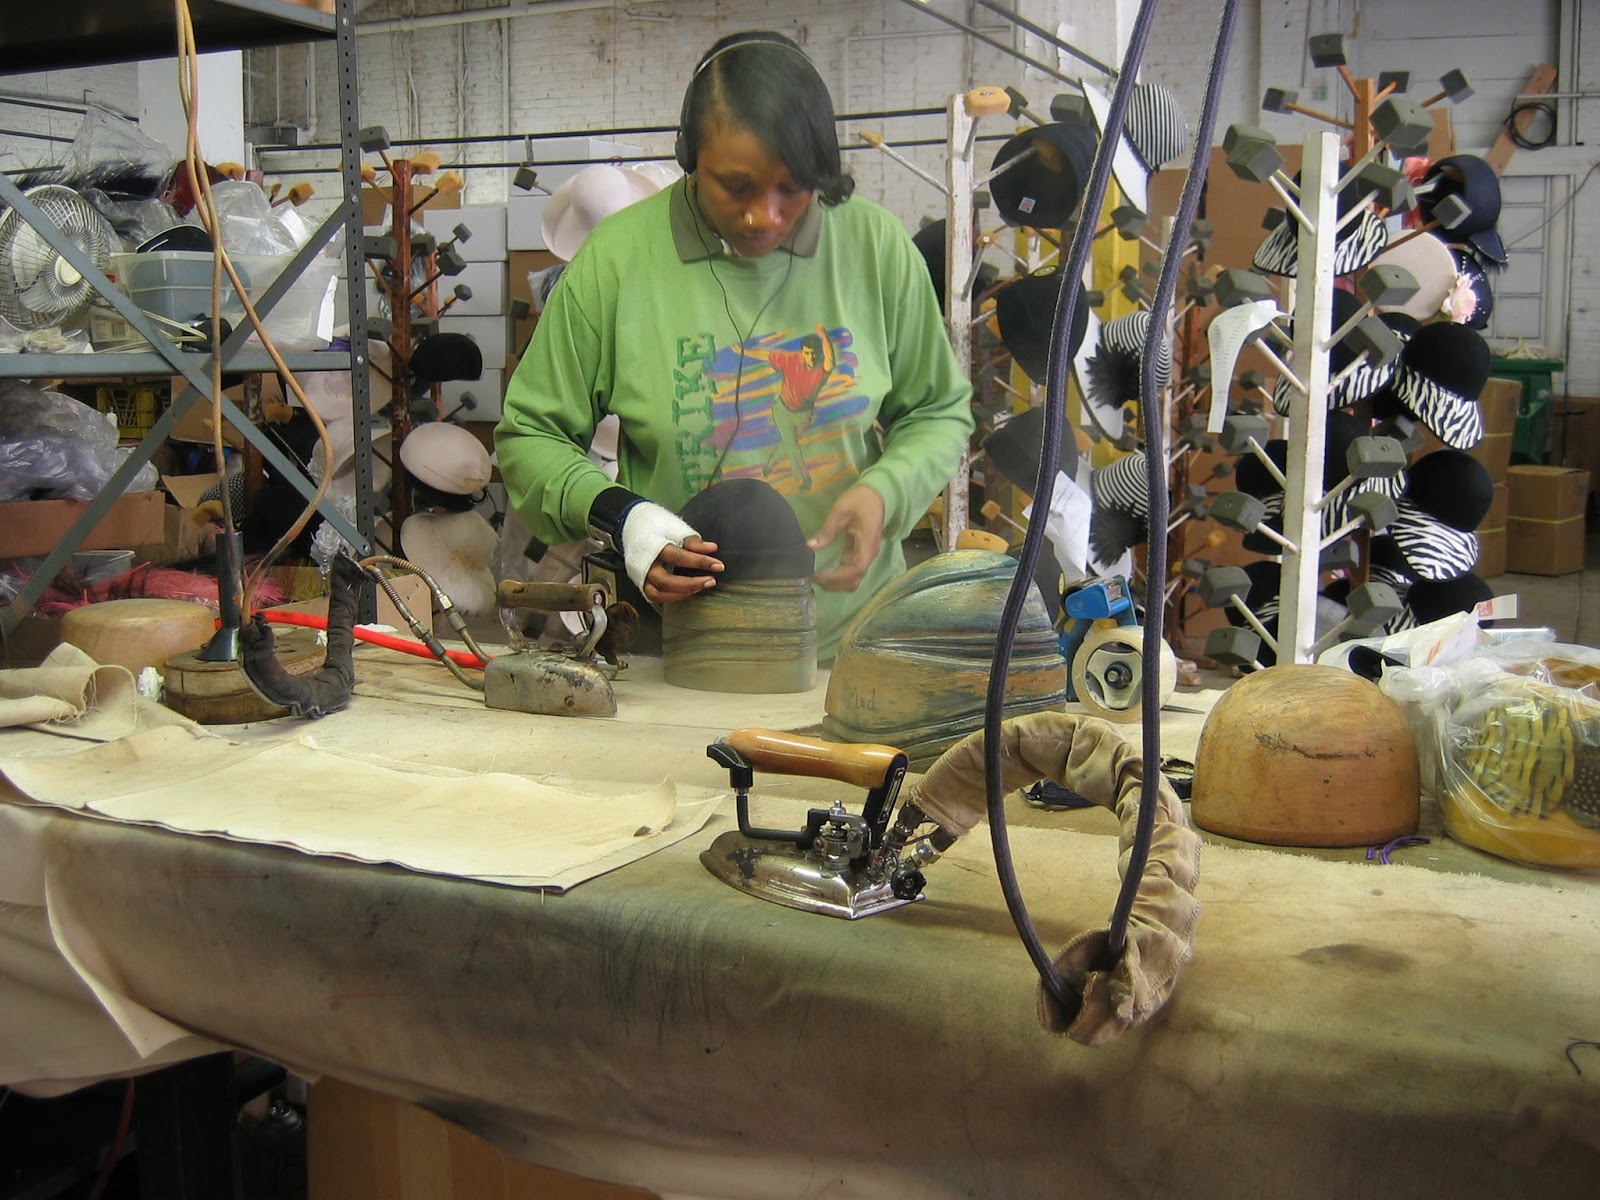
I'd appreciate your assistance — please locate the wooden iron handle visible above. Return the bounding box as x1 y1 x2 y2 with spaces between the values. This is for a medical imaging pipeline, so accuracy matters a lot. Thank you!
724 728 905 790
495 580 607 613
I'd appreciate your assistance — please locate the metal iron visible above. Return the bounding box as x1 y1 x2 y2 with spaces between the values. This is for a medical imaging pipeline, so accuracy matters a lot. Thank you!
484 579 619 717
700 728 935 919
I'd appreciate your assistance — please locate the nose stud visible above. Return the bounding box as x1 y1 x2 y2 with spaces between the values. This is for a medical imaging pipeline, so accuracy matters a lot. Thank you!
744 211 756 228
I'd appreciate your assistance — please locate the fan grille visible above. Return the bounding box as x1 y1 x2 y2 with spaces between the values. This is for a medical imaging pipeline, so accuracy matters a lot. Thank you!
0 185 116 329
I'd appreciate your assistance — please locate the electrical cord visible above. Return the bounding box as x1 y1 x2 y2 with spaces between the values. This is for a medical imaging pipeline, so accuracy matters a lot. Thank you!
1507 100 1557 151
1109 0 1240 959
981 0 1240 1012
981 0 1163 1019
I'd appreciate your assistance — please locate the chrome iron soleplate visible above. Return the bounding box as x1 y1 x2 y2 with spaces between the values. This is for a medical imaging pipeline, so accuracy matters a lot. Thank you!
699 829 918 919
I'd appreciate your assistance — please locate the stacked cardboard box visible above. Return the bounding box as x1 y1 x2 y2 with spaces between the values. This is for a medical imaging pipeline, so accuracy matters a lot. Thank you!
1506 464 1591 575
1471 377 1520 578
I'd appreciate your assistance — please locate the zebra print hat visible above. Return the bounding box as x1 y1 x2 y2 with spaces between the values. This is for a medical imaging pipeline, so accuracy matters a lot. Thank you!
1084 310 1172 414
1388 449 1492 581
1388 322 1491 450
1252 170 1390 279
1270 291 1404 415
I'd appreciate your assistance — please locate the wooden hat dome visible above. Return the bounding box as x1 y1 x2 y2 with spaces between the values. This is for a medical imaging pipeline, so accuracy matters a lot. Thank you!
1191 664 1420 847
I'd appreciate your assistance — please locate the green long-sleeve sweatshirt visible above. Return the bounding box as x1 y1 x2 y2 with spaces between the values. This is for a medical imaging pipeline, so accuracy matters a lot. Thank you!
495 177 973 657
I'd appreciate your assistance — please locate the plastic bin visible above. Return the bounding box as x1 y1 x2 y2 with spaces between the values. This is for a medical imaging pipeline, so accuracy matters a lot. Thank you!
107 250 338 350
1490 356 1564 465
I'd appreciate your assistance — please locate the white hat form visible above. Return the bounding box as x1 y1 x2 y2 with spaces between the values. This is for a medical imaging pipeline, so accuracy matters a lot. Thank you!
631 160 684 190
398 421 493 495
541 164 662 261
1368 231 1459 322
400 510 499 616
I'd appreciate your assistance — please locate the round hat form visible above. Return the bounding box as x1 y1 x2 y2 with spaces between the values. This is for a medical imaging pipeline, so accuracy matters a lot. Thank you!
1192 664 1420 846
398 421 493 496
674 478 813 582
541 164 661 262
822 549 1066 769
60 598 217 675
988 122 1097 229
399 510 498 616
993 268 1091 384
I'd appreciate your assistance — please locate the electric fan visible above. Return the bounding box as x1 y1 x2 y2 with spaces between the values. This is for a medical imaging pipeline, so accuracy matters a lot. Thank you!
0 185 117 330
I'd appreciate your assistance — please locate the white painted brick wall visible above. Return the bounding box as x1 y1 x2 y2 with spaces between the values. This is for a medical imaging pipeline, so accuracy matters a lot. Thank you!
0 65 141 175
1564 8 1600 396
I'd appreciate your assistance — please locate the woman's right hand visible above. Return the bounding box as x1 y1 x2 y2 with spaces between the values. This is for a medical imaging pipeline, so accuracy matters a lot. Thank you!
642 537 723 604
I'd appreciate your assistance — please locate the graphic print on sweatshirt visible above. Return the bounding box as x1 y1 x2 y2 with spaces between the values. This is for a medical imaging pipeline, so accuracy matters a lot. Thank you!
673 323 866 495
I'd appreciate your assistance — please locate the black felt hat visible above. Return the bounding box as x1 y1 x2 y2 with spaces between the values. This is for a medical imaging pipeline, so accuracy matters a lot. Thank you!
410 332 484 384
1388 448 1491 581
1390 322 1490 449
1222 559 1282 666
982 404 1080 492
1406 572 1492 624
1271 290 1399 415
993 268 1091 384
988 122 1097 229
1419 154 1507 267
675 478 813 582
1253 173 1389 279
913 218 996 310
1084 310 1172 413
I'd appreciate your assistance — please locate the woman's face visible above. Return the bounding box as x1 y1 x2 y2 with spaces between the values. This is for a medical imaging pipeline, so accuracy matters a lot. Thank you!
692 122 813 258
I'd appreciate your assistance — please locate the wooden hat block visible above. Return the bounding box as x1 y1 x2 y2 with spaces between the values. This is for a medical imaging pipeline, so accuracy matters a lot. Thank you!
59 598 216 675
1191 664 1420 847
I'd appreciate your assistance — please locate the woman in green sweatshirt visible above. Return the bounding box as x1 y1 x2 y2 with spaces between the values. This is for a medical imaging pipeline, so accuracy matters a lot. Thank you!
495 30 973 658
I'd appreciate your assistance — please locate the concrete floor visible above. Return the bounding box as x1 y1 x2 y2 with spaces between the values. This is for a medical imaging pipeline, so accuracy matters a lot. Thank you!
1486 530 1599 646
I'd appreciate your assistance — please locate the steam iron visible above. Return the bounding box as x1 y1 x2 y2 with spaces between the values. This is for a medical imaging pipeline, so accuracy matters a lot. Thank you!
485 579 621 717
700 729 928 919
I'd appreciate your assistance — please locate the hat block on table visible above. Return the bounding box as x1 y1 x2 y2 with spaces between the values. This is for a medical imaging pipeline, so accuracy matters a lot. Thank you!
60 598 217 676
1192 665 1420 847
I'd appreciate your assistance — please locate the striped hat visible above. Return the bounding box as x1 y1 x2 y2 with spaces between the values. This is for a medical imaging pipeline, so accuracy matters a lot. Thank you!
1088 450 1151 563
1084 310 1172 413
1386 322 1490 449
1253 172 1389 279
1080 81 1190 215
1388 448 1491 581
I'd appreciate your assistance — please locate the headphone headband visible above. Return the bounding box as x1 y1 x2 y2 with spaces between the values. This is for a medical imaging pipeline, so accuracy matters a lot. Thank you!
674 34 820 172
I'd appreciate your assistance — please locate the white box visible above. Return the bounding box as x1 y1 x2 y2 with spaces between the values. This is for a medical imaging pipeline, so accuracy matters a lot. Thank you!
506 194 551 251
442 371 503 423
422 204 507 262
441 261 507 317
440 314 508 363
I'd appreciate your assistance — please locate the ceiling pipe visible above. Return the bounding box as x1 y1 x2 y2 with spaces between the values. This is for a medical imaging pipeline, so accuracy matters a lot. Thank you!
358 0 648 36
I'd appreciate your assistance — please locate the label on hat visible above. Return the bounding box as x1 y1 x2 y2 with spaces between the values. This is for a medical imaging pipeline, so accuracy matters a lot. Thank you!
1473 594 1518 621
1019 196 1037 214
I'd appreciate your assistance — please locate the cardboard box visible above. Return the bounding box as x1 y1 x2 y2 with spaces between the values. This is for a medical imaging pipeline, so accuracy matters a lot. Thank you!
0 491 167 560
1479 377 1519 437
422 204 508 262
1507 465 1590 522
442 371 503 424
361 185 460 229
440 314 508 363
1418 425 1512 483
1475 526 1505 579
508 249 562 307
506 194 552 251
441 261 508 317
1505 514 1585 576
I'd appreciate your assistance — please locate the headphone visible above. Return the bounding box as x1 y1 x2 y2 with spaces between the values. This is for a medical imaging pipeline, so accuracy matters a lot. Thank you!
674 33 820 172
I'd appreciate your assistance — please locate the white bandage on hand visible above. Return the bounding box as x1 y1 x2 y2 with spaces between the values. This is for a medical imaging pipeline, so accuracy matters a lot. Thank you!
618 501 701 594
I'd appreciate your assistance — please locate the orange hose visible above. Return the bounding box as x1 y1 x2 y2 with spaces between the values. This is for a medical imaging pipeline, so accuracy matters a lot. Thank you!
253 609 487 669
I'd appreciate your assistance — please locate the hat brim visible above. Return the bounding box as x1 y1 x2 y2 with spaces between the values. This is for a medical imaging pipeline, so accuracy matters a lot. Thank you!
1252 209 1389 278
1389 503 1480 582
1082 83 1150 214
1465 226 1508 267
541 167 659 261
1394 370 1485 449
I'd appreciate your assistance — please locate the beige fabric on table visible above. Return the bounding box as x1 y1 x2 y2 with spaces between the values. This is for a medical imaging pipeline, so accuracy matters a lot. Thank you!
0 724 719 890
911 711 1201 1044
0 642 196 743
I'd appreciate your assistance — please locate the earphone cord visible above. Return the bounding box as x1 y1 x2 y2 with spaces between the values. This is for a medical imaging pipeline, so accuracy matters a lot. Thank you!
680 180 799 484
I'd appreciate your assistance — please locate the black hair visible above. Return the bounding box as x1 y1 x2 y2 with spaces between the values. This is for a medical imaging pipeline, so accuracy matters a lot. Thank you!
683 31 855 207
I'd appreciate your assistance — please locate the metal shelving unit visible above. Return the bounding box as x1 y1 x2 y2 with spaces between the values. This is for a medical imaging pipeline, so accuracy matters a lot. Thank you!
0 0 372 636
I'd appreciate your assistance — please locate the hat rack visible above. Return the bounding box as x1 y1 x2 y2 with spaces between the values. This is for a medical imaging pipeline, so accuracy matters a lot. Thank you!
354 127 467 542
1193 35 1480 667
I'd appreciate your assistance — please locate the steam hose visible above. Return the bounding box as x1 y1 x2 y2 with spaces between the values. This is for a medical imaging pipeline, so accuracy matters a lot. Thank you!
981 0 1240 1019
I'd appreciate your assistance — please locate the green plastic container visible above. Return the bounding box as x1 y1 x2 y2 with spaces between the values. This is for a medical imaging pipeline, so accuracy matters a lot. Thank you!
1491 356 1564 464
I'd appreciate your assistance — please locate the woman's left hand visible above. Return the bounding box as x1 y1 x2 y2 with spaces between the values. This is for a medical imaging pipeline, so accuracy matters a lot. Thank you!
809 485 885 592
